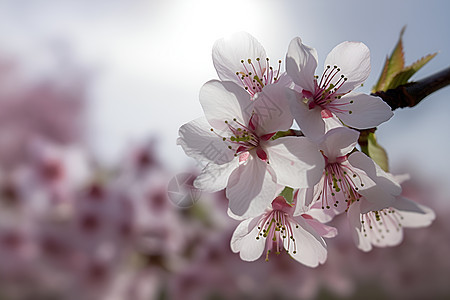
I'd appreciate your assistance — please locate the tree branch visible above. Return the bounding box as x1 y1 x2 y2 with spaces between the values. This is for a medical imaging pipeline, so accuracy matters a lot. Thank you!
373 66 450 110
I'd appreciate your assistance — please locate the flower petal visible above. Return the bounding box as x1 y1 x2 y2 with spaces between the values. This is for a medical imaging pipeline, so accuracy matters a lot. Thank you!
286 37 318 92
391 197 435 228
324 41 370 93
177 117 235 164
318 127 360 159
212 32 267 85
226 155 278 217
230 217 265 261
303 216 338 238
347 201 373 252
287 89 326 141
348 151 401 197
199 80 251 132
193 159 239 192
332 93 393 129
265 136 324 188
287 216 327 267
251 83 293 134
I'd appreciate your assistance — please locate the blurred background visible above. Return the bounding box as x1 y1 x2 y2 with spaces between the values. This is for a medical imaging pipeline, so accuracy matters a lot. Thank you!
0 0 449 299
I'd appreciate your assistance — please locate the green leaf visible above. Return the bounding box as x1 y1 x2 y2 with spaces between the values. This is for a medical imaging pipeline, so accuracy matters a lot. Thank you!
279 186 294 204
367 133 389 172
372 56 390 93
372 26 406 92
385 52 438 90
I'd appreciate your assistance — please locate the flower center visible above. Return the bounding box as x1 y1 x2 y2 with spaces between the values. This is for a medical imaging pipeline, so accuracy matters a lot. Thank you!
236 57 282 96
302 65 355 115
210 113 272 162
255 209 298 261
360 208 404 243
320 157 365 211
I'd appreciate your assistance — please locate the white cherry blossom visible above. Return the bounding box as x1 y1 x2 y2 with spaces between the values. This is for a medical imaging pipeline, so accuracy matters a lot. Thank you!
295 127 377 219
230 196 336 267
212 32 290 98
286 37 393 139
177 80 324 217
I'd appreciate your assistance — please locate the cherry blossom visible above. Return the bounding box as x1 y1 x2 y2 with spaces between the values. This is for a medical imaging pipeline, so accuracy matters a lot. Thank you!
347 174 435 252
296 127 378 219
212 32 290 98
286 37 393 139
230 196 336 267
178 80 324 217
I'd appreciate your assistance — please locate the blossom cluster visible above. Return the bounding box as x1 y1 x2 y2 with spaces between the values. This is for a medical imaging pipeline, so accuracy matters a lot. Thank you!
178 32 435 266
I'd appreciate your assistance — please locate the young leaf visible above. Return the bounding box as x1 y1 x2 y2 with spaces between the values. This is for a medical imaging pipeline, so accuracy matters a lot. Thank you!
372 26 406 92
385 53 438 90
367 133 389 172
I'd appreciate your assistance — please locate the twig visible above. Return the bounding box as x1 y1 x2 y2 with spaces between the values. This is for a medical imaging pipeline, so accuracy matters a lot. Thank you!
373 66 450 110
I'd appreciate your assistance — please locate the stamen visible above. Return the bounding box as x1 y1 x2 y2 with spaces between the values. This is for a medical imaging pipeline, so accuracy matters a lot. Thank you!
235 57 283 97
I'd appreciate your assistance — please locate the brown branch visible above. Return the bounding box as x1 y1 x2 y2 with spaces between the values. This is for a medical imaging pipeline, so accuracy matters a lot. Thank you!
373 66 450 110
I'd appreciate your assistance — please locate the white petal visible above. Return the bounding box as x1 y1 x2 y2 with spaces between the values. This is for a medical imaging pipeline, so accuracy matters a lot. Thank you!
324 41 370 93
230 217 265 261
286 37 318 92
392 197 435 228
199 80 251 132
319 127 360 159
252 83 293 134
347 201 373 252
294 188 314 215
333 93 393 129
287 88 326 141
177 117 235 164
265 137 324 188
287 216 327 267
212 32 267 85
194 159 239 192
348 152 401 197
226 155 278 217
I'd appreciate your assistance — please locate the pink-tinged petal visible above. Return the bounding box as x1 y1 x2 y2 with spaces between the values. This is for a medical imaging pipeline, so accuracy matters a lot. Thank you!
347 201 373 252
323 114 344 131
294 188 314 215
332 93 393 129
324 41 370 93
287 89 326 141
307 200 337 223
193 160 239 192
230 217 265 261
252 83 293 135
348 151 401 197
287 216 327 267
286 37 318 92
303 216 338 238
199 80 251 132
177 117 235 164
226 155 278 217
212 32 267 85
318 127 360 160
265 136 324 188
391 197 435 228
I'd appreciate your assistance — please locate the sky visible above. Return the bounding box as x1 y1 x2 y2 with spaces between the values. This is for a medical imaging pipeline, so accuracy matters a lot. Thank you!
0 0 449 194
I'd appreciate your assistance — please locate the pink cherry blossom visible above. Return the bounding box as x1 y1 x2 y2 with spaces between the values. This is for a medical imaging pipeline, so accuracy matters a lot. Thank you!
286 37 393 139
230 196 336 267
